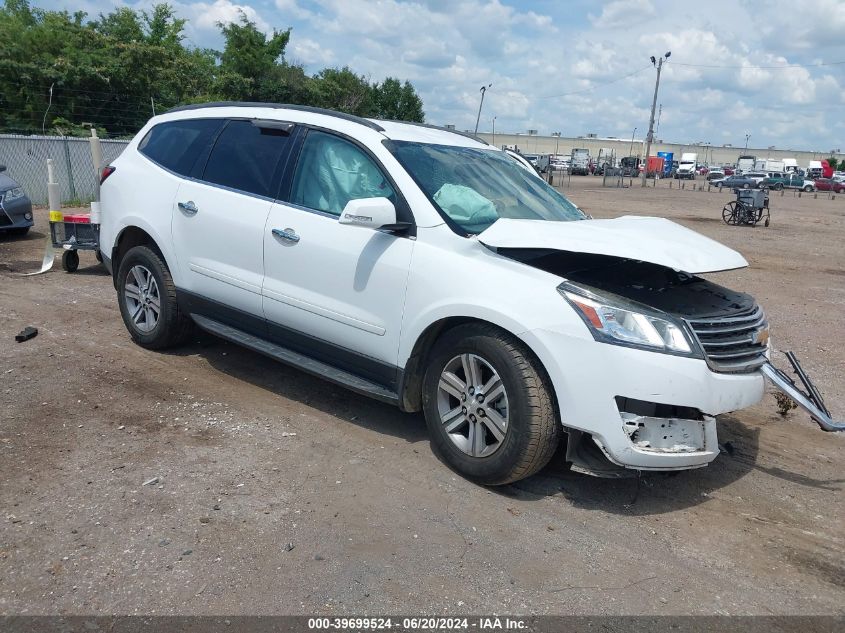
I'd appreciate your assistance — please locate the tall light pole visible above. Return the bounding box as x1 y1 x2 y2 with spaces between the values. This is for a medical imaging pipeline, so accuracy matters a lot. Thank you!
492 116 497 147
642 51 670 187
629 127 637 156
552 131 561 156
474 83 492 135
744 133 750 151
655 104 662 140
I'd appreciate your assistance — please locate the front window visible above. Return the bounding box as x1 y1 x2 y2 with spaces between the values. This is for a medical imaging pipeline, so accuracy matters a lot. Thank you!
291 130 396 217
390 141 585 234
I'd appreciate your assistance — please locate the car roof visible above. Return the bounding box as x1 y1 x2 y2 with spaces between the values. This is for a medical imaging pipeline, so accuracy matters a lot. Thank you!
164 102 489 149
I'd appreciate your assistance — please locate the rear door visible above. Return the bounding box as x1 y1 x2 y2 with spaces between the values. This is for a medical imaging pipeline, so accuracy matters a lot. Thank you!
171 118 294 327
261 128 415 388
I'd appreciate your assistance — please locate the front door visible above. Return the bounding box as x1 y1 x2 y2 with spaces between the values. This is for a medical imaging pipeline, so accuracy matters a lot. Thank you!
262 129 414 388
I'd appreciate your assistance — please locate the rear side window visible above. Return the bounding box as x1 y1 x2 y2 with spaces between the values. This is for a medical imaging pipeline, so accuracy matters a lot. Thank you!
202 120 292 198
138 119 222 176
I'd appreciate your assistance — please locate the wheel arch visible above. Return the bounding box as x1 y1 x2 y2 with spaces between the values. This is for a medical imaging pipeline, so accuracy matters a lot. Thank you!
398 315 559 419
111 225 170 288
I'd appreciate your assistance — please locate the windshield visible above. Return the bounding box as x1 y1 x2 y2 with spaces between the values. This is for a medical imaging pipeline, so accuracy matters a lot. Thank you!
389 141 585 234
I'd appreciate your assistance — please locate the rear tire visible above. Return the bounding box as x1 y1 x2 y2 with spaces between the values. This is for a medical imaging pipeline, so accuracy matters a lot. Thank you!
117 245 192 350
422 323 561 485
803 185 813 192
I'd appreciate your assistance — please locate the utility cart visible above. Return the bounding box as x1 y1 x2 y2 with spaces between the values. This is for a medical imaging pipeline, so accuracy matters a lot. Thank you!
722 187 770 227
49 210 101 272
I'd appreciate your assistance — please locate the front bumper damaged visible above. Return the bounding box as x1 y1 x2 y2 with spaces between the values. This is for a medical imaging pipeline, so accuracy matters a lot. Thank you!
761 352 845 432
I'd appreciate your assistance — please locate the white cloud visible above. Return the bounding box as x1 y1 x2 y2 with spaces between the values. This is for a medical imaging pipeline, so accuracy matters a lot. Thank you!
288 37 334 66
589 0 655 29
275 0 313 20
185 0 271 33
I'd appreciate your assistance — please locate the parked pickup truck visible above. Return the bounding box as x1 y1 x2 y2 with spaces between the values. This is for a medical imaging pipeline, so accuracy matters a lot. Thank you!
761 174 815 192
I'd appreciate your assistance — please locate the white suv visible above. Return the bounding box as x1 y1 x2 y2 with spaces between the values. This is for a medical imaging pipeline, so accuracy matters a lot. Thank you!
99 103 774 484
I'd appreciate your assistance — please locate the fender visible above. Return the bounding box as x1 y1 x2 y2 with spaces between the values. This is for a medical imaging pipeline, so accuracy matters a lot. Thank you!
111 216 181 286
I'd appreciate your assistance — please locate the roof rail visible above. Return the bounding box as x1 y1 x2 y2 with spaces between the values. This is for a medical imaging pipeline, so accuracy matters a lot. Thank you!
165 102 385 132
374 119 489 145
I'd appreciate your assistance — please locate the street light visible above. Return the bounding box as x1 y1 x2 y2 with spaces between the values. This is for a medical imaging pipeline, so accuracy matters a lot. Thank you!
629 127 637 156
474 83 492 135
655 104 662 140
492 116 497 146
641 51 670 187
745 134 751 151
552 131 561 156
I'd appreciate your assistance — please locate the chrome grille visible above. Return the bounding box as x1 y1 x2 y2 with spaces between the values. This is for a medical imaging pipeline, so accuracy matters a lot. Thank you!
686 305 768 373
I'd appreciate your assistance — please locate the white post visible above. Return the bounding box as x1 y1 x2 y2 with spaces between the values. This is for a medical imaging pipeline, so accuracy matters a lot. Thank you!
89 128 103 224
47 158 61 222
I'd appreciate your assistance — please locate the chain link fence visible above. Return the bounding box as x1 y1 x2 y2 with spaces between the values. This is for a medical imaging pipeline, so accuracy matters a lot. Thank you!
0 134 129 206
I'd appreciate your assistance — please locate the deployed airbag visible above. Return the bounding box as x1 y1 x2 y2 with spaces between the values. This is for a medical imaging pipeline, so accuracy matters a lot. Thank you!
433 183 499 226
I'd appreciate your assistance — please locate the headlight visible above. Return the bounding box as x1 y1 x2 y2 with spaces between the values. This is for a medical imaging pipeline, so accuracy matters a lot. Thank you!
1 187 25 203
558 283 694 354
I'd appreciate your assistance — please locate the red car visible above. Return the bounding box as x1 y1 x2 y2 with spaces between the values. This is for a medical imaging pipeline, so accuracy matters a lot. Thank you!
723 167 735 176
814 178 845 193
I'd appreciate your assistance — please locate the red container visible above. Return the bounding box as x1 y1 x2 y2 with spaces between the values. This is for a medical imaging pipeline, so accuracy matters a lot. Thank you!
62 214 91 224
646 156 665 176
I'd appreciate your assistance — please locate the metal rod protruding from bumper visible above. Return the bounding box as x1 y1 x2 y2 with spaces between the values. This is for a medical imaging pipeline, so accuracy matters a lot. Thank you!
760 362 845 432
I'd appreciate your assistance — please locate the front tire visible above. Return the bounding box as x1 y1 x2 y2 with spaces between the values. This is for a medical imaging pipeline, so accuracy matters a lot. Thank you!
117 245 192 350
422 324 561 485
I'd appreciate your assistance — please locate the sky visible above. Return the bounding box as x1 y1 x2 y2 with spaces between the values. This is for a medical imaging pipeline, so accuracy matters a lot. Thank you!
37 0 845 151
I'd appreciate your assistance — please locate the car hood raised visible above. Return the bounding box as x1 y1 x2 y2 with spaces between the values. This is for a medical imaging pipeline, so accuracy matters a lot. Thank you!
477 216 748 274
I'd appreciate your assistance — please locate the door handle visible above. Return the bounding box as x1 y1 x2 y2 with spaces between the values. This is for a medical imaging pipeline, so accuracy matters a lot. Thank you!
178 200 198 215
272 227 300 243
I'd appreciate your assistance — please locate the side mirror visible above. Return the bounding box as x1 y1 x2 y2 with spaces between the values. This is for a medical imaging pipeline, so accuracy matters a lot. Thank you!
339 197 398 230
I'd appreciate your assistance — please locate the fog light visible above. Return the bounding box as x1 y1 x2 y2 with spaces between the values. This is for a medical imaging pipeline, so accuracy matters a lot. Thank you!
24 212 32 220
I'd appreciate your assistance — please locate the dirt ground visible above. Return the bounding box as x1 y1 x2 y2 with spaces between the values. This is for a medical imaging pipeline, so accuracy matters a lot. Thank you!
1 179 843 616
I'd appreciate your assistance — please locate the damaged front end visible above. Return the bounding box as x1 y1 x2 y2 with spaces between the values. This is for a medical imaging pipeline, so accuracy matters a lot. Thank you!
497 246 842 473
761 352 845 432
617 397 713 454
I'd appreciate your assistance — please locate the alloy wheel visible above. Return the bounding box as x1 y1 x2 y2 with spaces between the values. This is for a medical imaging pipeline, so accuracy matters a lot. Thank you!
124 265 161 333
436 353 509 457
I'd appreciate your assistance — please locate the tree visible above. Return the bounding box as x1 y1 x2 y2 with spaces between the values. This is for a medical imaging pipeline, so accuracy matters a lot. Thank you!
372 77 424 122
92 7 144 42
217 11 290 100
827 157 839 171
311 67 374 115
0 0 425 136
144 3 185 49
257 62 314 104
